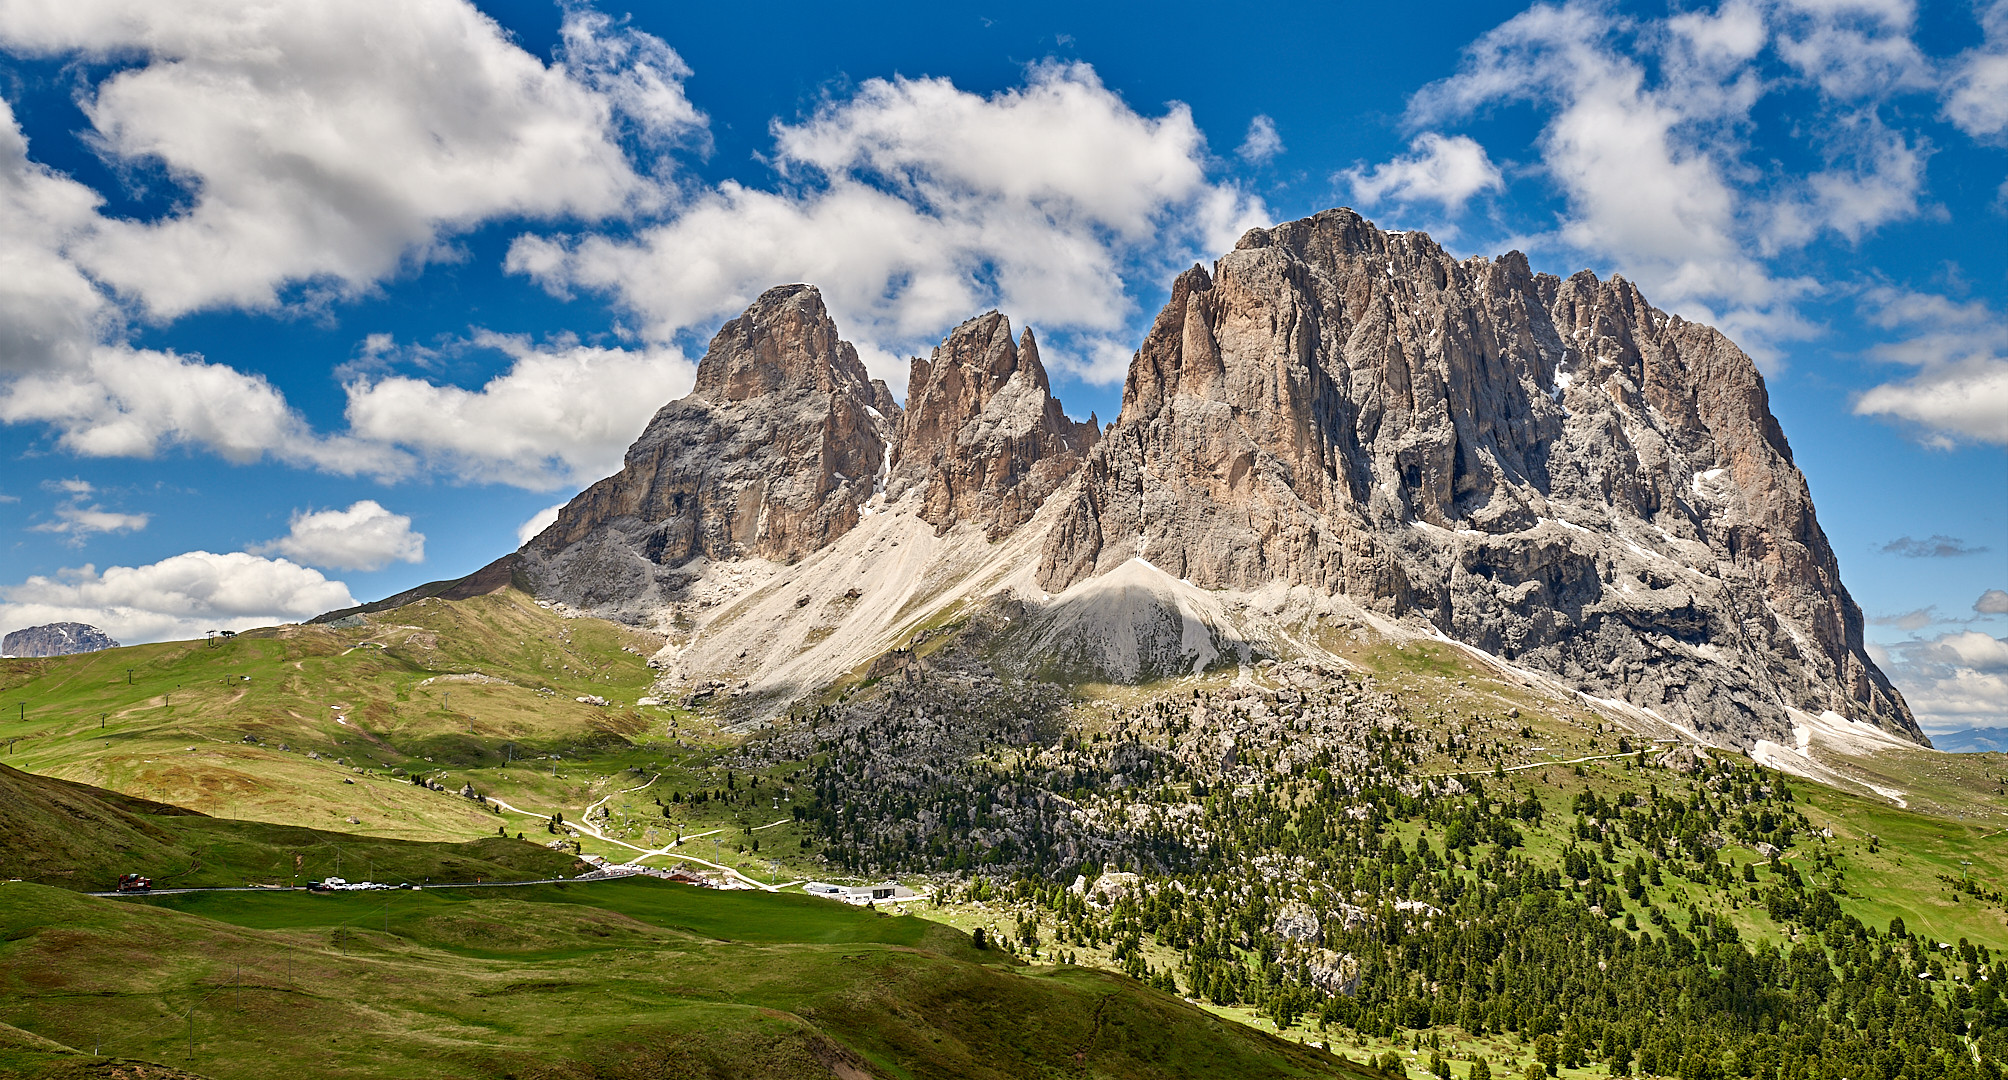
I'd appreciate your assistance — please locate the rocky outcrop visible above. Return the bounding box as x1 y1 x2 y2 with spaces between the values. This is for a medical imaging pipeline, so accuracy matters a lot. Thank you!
520 285 897 614
2 622 117 657
888 312 1099 539
1037 208 1918 747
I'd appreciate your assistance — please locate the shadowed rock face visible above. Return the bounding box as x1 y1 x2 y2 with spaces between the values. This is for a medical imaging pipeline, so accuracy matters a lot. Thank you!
1037 208 1918 746
2 622 118 658
520 285 898 612
889 312 1100 540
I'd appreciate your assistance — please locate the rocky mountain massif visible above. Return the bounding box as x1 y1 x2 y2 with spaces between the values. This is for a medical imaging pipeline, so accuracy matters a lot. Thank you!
2 622 118 658
510 208 1918 753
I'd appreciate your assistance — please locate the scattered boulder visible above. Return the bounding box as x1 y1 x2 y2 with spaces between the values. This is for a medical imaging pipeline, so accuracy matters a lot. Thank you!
1273 901 1322 944
1662 744 1703 774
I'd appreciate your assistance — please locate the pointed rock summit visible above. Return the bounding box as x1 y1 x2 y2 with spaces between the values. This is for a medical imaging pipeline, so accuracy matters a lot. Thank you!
889 312 1099 539
521 285 898 611
519 285 1088 620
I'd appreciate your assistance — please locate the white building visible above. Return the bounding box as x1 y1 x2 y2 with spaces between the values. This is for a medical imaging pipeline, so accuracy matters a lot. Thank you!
803 881 917 904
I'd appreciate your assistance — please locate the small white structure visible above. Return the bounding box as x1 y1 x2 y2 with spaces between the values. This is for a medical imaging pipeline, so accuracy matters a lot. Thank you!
803 881 916 904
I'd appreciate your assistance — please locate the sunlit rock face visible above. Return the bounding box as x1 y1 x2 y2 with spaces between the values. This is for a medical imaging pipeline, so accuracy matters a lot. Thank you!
889 311 1099 541
2 622 118 658
1038 209 1916 746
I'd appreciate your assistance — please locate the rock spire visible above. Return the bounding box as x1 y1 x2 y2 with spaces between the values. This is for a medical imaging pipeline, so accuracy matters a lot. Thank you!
888 311 1100 539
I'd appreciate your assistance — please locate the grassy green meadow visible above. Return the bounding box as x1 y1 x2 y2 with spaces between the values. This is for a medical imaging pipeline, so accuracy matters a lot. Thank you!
0 877 1365 1080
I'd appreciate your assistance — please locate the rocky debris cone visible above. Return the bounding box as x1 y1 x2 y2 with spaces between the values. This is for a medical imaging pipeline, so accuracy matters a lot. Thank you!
3 622 119 658
452 209 1914 750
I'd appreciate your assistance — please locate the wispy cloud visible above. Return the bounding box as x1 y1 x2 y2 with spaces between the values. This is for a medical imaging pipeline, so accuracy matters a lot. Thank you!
1879 534 1988 558
28 481 148 544
1237 115 1285 164
1869 606 1938 631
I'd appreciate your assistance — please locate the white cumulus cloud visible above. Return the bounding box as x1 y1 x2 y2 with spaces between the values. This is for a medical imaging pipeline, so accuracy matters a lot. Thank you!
517 502 566 547
0 343 405 472
0 0 698 486
0 551 354 645
0 97 104 378
250 500 425 572
342 334 694 489
1342 132 1503 214
1852 289 2008 447
1881 628 2008 733
1943 0 2008 138
508 61 1265 386
0 0 690 320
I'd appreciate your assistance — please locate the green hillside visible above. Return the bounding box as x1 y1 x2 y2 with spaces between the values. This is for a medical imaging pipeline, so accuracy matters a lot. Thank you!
0 876 1367 1080
0 763 577 892
4 591 2006 1080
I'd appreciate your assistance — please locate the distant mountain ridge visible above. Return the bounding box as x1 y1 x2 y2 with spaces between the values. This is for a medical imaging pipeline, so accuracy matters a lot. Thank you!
2 621 117 658
1928 728 2008 754
449 208 1911 752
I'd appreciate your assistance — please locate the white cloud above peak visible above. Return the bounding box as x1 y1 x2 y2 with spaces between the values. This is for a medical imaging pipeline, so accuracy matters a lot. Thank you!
1237 115 1285 164
1393 0 1966 369
508 61 1266 386
250 500 425 572
1342 132 1503 214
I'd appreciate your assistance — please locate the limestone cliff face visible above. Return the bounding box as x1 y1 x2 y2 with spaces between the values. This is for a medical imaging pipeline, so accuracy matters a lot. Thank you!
520 285 896 612
518 287 1089 619
1037 208 1918 746
888 312 1100 539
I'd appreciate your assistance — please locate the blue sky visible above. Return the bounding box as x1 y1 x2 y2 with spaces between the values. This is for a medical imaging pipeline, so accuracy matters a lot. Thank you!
0 0 2001 730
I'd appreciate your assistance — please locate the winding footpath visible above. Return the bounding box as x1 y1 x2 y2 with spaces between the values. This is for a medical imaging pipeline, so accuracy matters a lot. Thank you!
484 780 792 893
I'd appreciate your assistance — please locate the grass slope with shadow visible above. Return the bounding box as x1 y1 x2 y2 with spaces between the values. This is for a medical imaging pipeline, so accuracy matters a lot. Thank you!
0 763 579 892
0 875 1374 1080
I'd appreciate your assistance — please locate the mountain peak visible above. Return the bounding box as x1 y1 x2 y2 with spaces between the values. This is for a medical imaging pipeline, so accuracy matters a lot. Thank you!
1040 207 1916 747
690 284 880 405
889 311 1097 539
522 287 894 601
3 622 119 658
